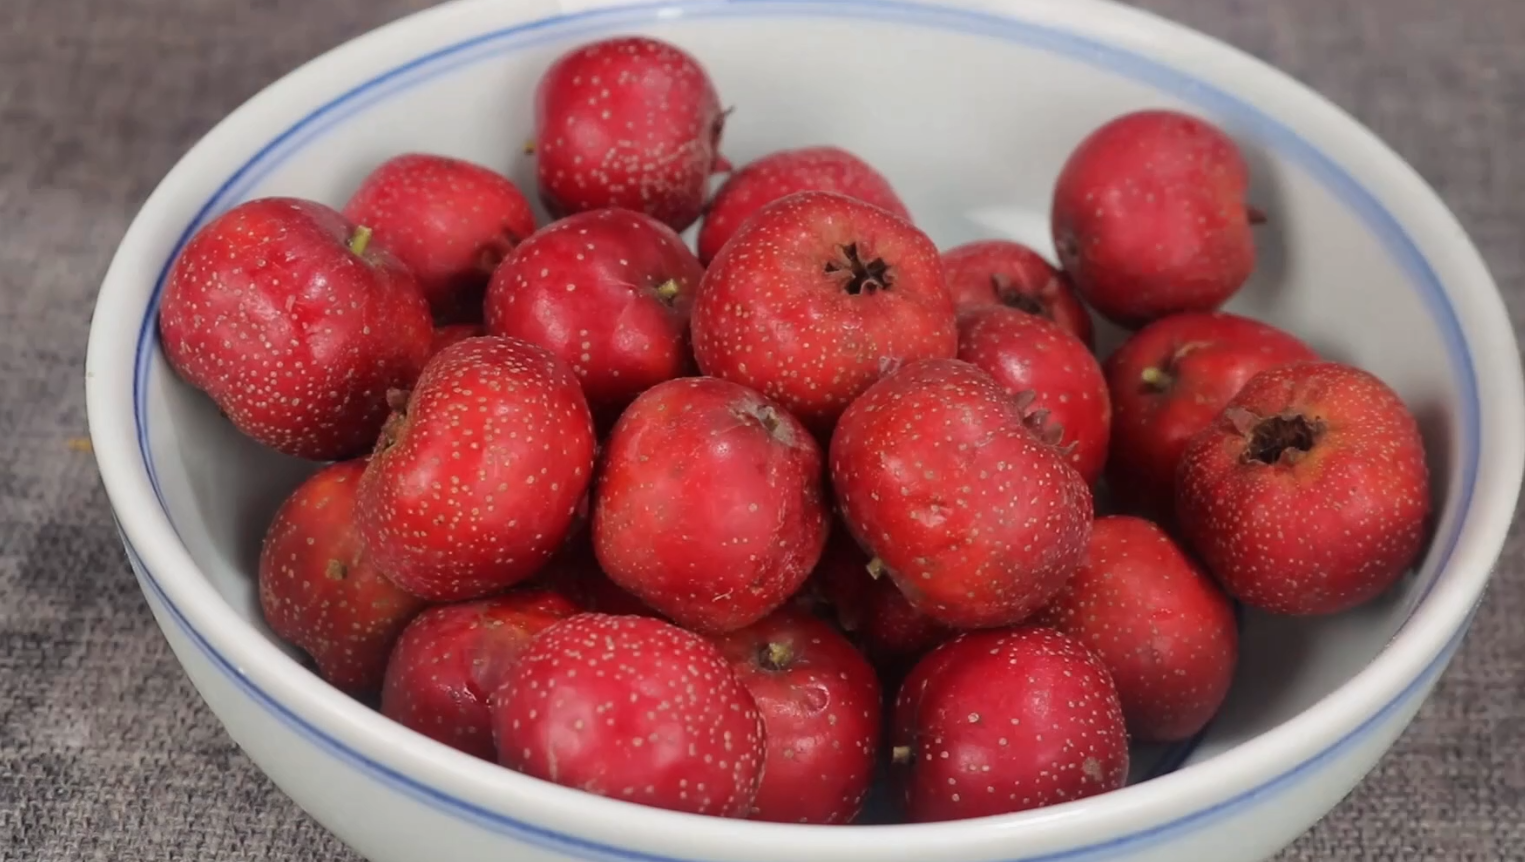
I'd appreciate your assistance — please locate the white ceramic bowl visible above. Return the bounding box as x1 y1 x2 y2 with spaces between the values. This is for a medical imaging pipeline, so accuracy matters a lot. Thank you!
85 1 1525 860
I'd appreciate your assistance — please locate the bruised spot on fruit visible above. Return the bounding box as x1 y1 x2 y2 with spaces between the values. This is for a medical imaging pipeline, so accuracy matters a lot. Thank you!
825 242 892 296
891 745 912 765
325 559 347 581
1243 412 1325 466
910 502 951 529
991 274 1050 319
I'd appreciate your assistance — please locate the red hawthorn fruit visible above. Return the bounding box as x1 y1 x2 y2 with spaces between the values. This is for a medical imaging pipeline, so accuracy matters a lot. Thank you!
484 208 703 424
342 152 537 323
158 197 433 461
812 528 953 672
1104 311 1319 523
1051 109 1260 328
711 607 883 824
532 36 727 232
891 627 1129 822
940 239 1094 348
691 190 958 432
831 358 1093 630
591 377 829 633
1034 515 1239 742
956 305 1112 486
258 459 426 697
355 336 597 602
1175 360 1432 615
697 145 911 265
379 589 579 761
491 613 766 817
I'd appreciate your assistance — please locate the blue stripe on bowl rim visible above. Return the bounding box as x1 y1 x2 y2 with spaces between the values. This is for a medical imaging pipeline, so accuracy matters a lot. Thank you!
120 0 1480 858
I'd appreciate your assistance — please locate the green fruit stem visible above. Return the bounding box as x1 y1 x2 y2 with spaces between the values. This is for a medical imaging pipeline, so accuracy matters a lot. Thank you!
1140 366 1172 391
654 279 681 303
349 225 374 257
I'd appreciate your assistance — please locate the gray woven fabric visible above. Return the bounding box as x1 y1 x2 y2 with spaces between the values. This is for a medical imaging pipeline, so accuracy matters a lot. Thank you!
2 0 1521 859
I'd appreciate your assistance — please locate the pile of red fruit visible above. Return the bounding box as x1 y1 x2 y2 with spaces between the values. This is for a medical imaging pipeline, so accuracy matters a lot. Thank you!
157 35 1433 826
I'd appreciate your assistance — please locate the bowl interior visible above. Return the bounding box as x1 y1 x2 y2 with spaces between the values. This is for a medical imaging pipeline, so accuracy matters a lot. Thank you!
131 0 1471 804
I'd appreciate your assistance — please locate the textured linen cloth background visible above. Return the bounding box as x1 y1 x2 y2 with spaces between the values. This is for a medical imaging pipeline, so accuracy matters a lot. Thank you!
2 0 1522 859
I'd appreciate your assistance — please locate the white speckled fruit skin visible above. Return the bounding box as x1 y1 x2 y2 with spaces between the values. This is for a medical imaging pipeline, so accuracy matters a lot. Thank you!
86 1 1524 861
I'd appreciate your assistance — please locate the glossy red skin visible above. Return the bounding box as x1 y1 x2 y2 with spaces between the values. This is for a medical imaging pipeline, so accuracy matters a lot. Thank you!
491 613 766 817
1175 361 1432 616
258 460 425 697
940 239 1094 349
1034 516 1238 742
355 336 597 602
956 306 1112 486
692 191 958 432
697 146 910 265
1051 110 1257 328
1105 312 1319 522
592 377 829 633
427 323 486 362
158 197 433 461
711 607 883 824
812 529 952 671
342 153 537 323
533 36 726 233
892 627 1129 822
831 359 1094 629
380 590 578 761
484 208 703 423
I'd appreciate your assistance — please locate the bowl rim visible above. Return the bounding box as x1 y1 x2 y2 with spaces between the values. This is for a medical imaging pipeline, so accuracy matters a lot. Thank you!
84 0 1525 859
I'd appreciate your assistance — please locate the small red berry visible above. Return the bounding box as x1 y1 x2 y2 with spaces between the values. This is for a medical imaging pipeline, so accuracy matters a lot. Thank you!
1035 515 1238 742
711 607 883 824
1052 110 1259 328
592 377 829 633
342 153 536 323
692 190 957 432
697 146 910 264
532 36 726 232
355 336 597 602
380 589 579 761
956 306 1111 486
257 460 425 697
1175 361 1432 615
158 197 433 460
491 614 766 817
892 627 1129 822
484 208 703 424
831 359 1093 629
941 239 1094 348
